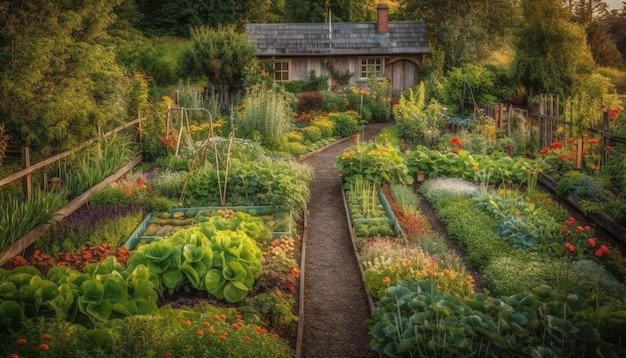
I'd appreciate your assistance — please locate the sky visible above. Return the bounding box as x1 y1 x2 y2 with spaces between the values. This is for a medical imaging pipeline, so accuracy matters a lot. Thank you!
606 0 625 10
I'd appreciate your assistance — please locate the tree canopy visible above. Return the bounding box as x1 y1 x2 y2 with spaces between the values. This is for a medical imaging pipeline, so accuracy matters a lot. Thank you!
0 0 134 156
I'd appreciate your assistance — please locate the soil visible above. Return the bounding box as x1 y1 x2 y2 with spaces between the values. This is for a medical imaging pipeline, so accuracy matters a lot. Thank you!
299 123 389 358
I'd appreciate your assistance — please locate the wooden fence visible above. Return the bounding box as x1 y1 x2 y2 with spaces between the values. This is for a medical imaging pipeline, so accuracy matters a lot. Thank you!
0 118 141 199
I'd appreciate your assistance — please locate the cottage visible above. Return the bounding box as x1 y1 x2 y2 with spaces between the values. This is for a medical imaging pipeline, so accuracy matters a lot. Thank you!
245 4 430 98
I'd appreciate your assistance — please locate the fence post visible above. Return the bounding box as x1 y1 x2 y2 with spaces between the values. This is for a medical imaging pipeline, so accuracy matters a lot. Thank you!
21 147 32 200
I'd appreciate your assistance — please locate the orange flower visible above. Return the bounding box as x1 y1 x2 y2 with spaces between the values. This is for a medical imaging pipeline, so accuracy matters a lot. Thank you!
588 138 599 145
219 335 227 341
42 333 52 340
165 352 173 357
39 343 50 351
465 275 475 283
382 276 392 285
244 336 251 342
202 321 210 328
442 269 450 276
17 338 27 346
196 329 204 337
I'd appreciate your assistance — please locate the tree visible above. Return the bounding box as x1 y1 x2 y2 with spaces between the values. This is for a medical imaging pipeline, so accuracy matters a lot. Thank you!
135 0 259 36
0 0 135 157
178 26 257 94
511 0 595 97
397 0 517 70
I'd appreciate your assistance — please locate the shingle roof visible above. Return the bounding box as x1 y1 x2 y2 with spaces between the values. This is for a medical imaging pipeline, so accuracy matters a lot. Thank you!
245 21 429 57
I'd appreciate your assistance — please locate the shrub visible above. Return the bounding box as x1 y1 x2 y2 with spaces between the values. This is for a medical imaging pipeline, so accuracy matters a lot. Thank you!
311 117 334 139
300 125 322 143
297 91 324 113
328 111 362 138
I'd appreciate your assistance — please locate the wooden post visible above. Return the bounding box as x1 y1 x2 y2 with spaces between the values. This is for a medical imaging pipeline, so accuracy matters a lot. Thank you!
576 139 583 169
21 147 32 199
496 103 503 130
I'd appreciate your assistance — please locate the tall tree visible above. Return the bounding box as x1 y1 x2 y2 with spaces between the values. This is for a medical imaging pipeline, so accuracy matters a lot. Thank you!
397 0 518 70
0 0 133 157
135 0 259 35
512 0 595 97
178 26 257 94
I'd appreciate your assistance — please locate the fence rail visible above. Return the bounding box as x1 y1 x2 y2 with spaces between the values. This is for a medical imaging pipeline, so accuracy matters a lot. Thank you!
0 118 141 198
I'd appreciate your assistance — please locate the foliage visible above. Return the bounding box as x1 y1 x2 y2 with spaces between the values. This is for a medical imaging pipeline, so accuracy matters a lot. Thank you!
557 171 613 203
0 189 66 252
0 303 292 358
236 84 294 149
335 135 412 188
0 123 8 166
282 70 329 94
179 26 256 93
420 178 515 269
393 82 446 147
296 91 324 114
184 157 312 211
407 145 540 186
0 0 135 157
127 219 263 303
327 111 362 138
369 280 626 357
512 0 595 96
440 64 498 116
61 134 138 198
135 0 262 36
323 86 390 123
36 204 147 253
397 0 516 70
361 239 472 300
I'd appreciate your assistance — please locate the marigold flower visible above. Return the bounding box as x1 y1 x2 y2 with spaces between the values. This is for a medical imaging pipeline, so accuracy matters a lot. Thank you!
165 352 173 357
442 269 450 276
42 333 52 340
219 335 227 341
219 314 226 320
382 276 392 285
465 275 475 283
567 137 575 143
17 338 27 346
39 343 49 351
196 329 204 336
588 138 599 145
558 154 565 161
244 336 251 342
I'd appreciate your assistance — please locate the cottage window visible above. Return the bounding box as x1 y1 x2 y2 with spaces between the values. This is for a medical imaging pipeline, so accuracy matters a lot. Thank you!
360 58 383 79
271 60 290 82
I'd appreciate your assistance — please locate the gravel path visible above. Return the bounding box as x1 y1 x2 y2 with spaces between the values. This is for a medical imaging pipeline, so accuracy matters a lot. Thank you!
299 123 391 358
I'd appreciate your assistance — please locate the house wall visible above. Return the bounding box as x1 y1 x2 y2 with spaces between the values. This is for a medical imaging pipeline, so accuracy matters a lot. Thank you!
274 55 421 98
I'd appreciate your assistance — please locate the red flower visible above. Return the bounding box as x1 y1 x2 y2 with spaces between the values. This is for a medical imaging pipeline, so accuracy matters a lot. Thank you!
600 244 609 253
42 333 52 340
588 138 599 145
17 338 27 345
39 343 49 351
606 146 613 151
567 156 574 161
587 238 596 247
558 154 565 161
564 242 575 253
595 249 604 257
449 136 462 147
451 147 459 154
550 141 563 149
540 147 550 155
567 137 575 143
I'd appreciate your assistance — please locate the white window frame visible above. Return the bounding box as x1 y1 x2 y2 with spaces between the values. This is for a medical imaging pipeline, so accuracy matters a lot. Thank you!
359 58 384 80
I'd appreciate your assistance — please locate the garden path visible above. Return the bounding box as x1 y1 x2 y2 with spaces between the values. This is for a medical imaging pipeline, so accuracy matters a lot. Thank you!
299 122 391 358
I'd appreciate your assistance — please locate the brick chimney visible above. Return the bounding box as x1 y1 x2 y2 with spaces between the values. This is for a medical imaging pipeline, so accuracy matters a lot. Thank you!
377 4 388 34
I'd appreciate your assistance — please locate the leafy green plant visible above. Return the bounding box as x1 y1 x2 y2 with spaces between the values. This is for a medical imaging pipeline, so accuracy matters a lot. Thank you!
335 136 412 188
0 188 66 251
369 280 625 357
